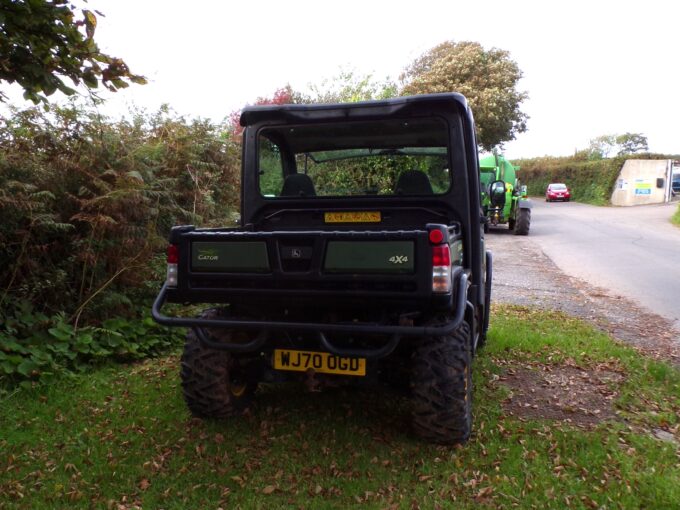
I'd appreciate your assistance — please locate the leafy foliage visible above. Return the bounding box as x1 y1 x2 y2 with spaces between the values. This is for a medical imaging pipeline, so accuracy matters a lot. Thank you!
0 0 145 103
228 86 295 137
400 41 528 151
585 132 649 159
302 68 397 104
516 151 678 205
672 203 680 227
0 101 240 322
228 71 398 136
513 155 624 205
0 300 183 386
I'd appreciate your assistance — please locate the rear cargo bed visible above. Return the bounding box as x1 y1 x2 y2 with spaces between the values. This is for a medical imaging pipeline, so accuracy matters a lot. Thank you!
165 225 460 309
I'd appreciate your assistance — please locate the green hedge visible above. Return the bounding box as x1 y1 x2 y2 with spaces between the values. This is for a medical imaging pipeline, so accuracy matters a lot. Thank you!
513 153 680 206
0 102 239 387
511 156 624 205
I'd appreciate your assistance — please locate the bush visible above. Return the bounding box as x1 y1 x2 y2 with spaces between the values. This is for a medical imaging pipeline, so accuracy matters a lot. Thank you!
0 101 240 385
0 300 184 387
0 101 240 319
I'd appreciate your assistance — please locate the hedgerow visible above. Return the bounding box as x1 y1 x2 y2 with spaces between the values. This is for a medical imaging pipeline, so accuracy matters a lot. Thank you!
0 101 239 385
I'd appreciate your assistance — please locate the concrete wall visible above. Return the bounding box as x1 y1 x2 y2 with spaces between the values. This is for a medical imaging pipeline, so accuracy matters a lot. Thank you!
611 160 670 206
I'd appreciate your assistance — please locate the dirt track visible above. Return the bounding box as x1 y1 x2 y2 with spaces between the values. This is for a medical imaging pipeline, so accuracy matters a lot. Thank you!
486 228 680 366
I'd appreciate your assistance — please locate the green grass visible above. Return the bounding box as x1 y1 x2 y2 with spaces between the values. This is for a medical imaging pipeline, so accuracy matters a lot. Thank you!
1 306 679 509
672 202 680 227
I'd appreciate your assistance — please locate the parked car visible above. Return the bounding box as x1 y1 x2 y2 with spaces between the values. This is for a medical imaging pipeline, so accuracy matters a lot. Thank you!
546 183 571 202
672 174 680 194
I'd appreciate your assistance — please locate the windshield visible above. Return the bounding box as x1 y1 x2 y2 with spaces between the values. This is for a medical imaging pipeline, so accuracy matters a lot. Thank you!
258 117 451 197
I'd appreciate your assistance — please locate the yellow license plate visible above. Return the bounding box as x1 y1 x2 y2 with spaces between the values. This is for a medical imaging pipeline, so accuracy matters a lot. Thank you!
273 349 366 376
324 211 381 223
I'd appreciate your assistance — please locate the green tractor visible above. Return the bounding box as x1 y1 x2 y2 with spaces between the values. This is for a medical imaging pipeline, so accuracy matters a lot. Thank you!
479 153 532 235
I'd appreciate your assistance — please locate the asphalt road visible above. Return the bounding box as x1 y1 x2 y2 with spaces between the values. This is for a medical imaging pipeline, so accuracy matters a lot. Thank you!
523 199 680 328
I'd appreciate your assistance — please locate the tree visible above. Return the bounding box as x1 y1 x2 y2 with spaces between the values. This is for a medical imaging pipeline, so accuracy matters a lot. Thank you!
586 132 648 159
227 85 295 137
303 68 398 104
228 70 399 137
400 41 528 151
0 0 145 103
615 132 648 155
586 135 617 159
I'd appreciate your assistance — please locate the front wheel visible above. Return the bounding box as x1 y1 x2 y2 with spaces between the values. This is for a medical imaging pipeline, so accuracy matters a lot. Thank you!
411 323 472 444
514 208 531 236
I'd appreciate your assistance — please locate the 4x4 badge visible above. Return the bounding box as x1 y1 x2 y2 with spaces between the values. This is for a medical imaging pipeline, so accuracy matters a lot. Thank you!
389 255 408 264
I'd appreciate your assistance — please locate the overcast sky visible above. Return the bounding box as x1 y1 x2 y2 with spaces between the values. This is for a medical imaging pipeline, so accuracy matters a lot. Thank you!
9 0 680 159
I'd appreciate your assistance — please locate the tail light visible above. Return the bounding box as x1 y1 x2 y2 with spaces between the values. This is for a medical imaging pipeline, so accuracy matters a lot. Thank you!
429 229 452 293
166 244 179 287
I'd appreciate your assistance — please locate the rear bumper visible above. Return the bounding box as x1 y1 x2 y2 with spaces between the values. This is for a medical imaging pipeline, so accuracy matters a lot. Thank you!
152 269 469 359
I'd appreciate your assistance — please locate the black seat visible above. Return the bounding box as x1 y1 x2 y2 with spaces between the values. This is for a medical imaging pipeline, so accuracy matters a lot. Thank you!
395 170 433 195
281 173 316 197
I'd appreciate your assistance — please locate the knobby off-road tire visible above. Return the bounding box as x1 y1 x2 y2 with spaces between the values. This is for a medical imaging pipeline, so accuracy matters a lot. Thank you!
180 310 256 419
514 208 531 236
411 323 472 444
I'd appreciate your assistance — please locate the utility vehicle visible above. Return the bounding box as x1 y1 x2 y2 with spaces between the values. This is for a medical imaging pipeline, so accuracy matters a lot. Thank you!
152 93 493 444
479 154 532 234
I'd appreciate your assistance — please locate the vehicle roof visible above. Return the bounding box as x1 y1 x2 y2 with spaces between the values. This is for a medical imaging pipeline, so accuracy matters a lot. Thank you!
239 93 470 127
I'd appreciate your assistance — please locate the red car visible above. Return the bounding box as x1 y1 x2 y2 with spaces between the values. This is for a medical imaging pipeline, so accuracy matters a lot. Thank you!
546 183 571 202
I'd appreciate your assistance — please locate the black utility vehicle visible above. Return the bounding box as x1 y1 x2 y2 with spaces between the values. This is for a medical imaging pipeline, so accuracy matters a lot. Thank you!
153 93 492 444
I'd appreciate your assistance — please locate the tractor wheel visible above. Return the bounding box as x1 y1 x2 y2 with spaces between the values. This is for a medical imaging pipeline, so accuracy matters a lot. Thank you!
514 208 531 236
180 310 257 419
411 322 472 444
508 217 516 231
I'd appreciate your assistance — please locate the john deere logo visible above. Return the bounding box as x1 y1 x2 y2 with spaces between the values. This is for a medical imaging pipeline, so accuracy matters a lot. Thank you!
197 248 219 261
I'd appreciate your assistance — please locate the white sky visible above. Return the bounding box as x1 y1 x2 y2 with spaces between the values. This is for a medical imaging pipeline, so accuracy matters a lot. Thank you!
7 0 680 158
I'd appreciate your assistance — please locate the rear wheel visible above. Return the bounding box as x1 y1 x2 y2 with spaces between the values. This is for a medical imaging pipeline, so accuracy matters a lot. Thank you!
180 310 257 419
514 208 531 236
411 323 472 444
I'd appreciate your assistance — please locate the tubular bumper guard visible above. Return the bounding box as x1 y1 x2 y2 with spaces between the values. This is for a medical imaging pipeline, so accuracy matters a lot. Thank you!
152 269 469 359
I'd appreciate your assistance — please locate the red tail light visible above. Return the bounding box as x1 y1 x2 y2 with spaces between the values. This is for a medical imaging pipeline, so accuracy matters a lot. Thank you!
167 244 179 264
428 229 444 244
431 244 452 293
432 245 451 266
166 244 179 287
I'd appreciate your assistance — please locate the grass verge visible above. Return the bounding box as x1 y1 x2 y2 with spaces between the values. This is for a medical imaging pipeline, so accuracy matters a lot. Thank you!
1 305 679 509
672 202 680 227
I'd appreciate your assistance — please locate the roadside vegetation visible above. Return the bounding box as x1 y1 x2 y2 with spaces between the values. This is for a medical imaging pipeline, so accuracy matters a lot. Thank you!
672 203 680 227
1 306 678 509
516 153 679 205
0 102 239 386
514 155 623 205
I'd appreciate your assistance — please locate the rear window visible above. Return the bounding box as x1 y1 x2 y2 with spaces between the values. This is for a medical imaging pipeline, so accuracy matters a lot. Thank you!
257 117 452 198
550 184 567 190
